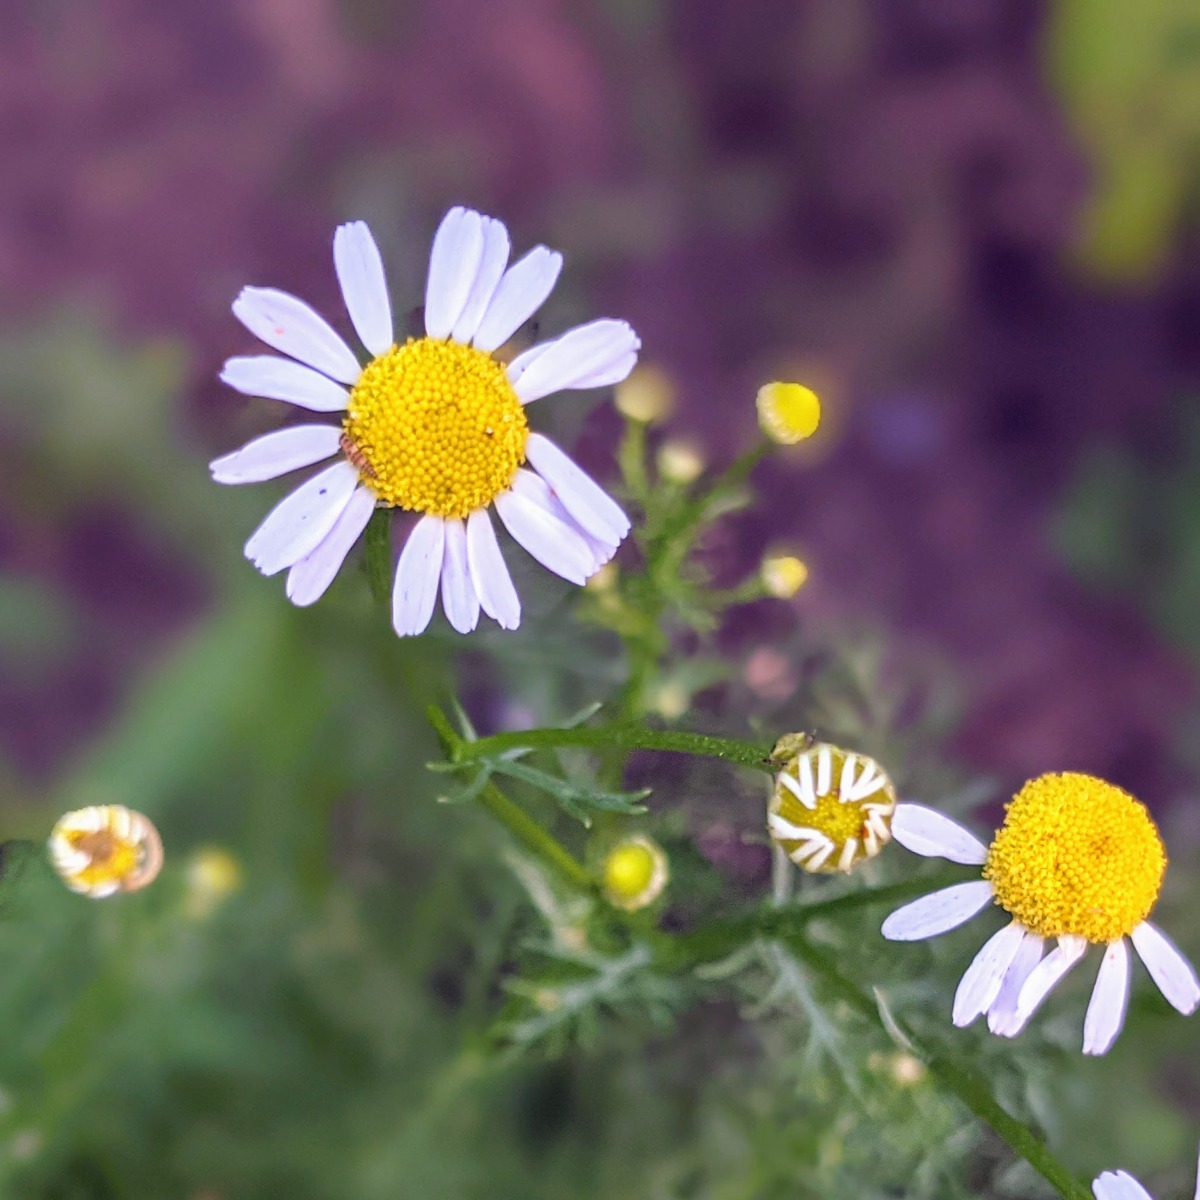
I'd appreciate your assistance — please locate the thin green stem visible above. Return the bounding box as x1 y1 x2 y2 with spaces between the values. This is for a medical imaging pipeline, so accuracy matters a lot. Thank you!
451 723 773 773
364 510 392 607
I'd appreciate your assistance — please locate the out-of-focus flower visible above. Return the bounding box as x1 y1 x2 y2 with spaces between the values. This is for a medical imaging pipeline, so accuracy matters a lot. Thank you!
184 846 243 919
656 438 705 484
760 553 809 599
48 805 163 898
768 738 896 874
602 835 669 911
212 207 639 636
883 773 1200 1055
743 647 798 702
614 364 674 424
585 561 619 592
651 681 689 721
756 382 821 444
1093 1141 1200 1200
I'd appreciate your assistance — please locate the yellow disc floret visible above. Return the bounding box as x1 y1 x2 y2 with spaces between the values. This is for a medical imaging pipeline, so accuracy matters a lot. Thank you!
983 772 1166 943
343 336 528 519
768 743 896 874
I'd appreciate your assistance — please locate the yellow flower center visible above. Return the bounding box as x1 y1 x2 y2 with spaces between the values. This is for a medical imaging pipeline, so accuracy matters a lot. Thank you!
756 382 821 445
70 828 139 887
768 743 896 873
602 835 669 911
342 336 529 519
983 772 1166 943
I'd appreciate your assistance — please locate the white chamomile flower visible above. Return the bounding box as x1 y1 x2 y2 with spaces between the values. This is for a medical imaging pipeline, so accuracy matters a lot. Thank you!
211 207 638 636
49 805 163 898
1093 1140 1200 1200
882 773 1200 1055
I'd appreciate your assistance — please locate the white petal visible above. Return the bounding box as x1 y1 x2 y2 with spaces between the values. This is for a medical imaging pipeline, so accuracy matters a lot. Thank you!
525 433 631 544
512 319 641 403
1009 935 1089 1034
424 207 485 340
472 246 563 352
953 920 1026 1027
466 508 520 630
494 473 596 586
988 931 1045 1035
508 467 620 575
439 518 480 633
285 486 376 607
1084 940 1131 1056
333 221 393 356
244 461 359 576
232 288 361 383
778 771 815 810
505 339 555 385
210 425 341 484
880 881 994 941
891 804 989 865
1131 921 1200 1015
1092 1171 1154 1200
221 356 351 412
452 216 511 345
392 516 446 637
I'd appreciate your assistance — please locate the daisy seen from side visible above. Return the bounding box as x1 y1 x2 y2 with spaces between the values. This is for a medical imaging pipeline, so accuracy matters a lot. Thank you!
211 207 638 636
881 772 1200 1054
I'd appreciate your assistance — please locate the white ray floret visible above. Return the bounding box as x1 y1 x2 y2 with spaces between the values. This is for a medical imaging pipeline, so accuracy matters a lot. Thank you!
1092 1138 1200 1200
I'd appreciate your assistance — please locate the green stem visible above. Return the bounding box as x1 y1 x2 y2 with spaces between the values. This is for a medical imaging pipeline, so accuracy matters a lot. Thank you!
364 510 392 606
782 938 1093 1200
427 706 595 893
451 723 773 773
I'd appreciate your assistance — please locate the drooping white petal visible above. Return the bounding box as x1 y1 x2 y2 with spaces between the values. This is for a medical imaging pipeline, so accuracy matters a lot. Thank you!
439 518 480 634
333 221 393 356
505 339 555 385
1092 1171 1154 1200
472 246 563 352
244 461 359 576
890 804 989 865
392 515 446 637
210 425 342 484
512 319 642 403
452 216 511 345
221 356 351 412
465 508 520 630
494 473 596 586
1130 921 1200 1015
988 930 1045 1035
232 288 361 384
511 468 621 574
880 881 994 941
1083 939 1131 1056
1009 935 1089 1034
424 207 485 340
285 485 376 607
525 432 631 544
953 920 1026 1027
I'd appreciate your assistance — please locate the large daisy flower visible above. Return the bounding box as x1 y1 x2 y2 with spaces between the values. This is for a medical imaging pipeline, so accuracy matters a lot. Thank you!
881 772 1200 1055
211 207 637 636
1093 1141 1200 1200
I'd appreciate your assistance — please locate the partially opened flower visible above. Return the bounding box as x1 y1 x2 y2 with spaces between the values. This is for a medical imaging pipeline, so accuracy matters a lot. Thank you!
882 773 1200 1054
212 207 638 636
49 805 163 898
1093 1141 1200 1200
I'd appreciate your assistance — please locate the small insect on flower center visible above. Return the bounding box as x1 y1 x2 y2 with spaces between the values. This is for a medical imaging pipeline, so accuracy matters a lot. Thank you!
983 772 1166 943
767 740 897 873
343 336 529 519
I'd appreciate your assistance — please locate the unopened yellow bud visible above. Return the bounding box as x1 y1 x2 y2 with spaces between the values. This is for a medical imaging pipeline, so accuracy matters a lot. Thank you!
615 364 675 424
602 835 669 911
652 681 690 721
656 439 705 484
185 846 242 918
756 382 821 444
761 554 809 599
585 562 619 592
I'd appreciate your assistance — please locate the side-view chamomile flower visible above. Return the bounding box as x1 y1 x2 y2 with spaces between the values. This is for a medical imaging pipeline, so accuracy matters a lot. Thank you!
211 206 639 636
767 735 896 874
881 773 1200 1054
1093 1140 1200 1200
49 805 163 898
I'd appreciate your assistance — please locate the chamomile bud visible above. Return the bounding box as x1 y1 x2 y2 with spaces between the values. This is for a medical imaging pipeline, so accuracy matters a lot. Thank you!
615 364 675 425
656 438 705 484
602 835 669 911
761 553 809 599
48 805 163 898
756 382 821 445
185 846 243 919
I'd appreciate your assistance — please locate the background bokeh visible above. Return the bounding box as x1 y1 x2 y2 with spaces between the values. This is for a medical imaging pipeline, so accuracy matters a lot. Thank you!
2 1 1200 1197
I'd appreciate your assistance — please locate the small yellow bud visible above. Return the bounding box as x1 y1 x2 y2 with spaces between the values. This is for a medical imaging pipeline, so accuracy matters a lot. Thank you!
756 382 821 445
585 561 620 592
651 681 690 721
185 846 242 919
656 439 705 484
615 364 675 424
761 554 809 599
48 805 163 898
602 835 669 911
